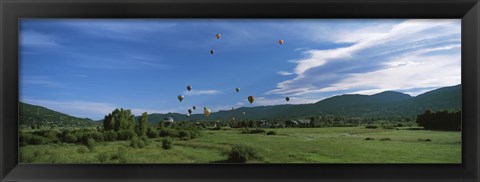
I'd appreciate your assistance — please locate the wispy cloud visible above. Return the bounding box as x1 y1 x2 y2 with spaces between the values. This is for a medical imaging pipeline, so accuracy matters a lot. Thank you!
277 71 293 76
21 76 65 87
64 20 176 42
20 31 61 47
251 96 318 106
268 19 461 97
183 89 222 96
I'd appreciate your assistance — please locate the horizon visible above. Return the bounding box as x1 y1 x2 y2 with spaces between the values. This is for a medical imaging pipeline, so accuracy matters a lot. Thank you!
21 83 461 120
19 19 461 120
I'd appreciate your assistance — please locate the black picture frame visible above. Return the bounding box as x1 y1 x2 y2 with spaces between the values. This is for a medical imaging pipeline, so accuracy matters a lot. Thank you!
1 0 479 181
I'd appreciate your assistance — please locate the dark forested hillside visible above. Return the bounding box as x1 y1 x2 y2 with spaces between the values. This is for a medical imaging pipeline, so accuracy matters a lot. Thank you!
19 102 96 128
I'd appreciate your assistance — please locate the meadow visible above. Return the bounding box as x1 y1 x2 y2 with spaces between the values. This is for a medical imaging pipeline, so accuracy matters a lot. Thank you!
19 126 461 163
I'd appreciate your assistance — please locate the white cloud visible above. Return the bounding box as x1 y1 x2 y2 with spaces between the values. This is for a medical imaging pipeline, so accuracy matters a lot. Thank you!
252 97 318 106
268 19 461 97
183 89 222 96
277 71 294 76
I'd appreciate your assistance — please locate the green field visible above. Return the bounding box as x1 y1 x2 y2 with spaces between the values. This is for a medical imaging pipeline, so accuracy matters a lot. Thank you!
19 127 461 163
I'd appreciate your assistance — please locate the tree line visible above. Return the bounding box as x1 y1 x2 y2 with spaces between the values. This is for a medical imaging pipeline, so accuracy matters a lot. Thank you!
416 109 461 131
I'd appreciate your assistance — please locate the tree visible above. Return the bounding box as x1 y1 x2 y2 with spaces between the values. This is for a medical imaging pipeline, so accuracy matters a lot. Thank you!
310 117 316 128
103 108 136 132
136 112 149 136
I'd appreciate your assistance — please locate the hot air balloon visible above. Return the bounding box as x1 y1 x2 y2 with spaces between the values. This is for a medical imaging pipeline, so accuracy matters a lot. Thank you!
187 85 192 91
187 113 191 117
193 106 196 110
210 50 215 54
216 34 221 39
204 107 211 117
235 88 240 93
231 108 235 111
248 96 255 104
177 95 184 102
278 39 284 45
242 112 246 115
232 117 235 121
188 109 192 114
286 97 290 102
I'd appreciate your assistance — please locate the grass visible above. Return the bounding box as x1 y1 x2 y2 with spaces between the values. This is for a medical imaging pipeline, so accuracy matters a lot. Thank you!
19 127 461 163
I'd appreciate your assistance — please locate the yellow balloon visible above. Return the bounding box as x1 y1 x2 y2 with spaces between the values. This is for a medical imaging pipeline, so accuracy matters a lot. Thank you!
204 107 211 117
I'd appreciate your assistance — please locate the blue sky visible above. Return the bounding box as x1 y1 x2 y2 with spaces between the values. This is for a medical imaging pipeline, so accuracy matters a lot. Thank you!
19 19 461 120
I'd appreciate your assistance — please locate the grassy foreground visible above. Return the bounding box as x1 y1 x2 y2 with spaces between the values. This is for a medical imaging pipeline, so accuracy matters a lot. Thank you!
20 127 461 163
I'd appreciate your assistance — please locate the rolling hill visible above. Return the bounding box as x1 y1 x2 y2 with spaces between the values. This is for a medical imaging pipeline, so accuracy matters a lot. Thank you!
20 84 461 124
19 102 96 128
142 84 461 122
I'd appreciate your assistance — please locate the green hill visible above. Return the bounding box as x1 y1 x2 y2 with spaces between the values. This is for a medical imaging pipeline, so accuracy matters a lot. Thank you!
19 102 96 128
144 84 461 122
21 85 461 125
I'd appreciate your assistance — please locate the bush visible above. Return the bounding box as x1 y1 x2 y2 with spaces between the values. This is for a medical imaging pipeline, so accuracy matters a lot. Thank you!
159 129 179 138
63 133 78 143
146 128 159 138
240 128 266 134
178 130 191 140
365 137 375 140
227 144 262 163
266 131 277 135
117 130 136 140
365 125 378 129
130 136 146 149
103 131 118 141
85 138 96 152
32 130 59 143
111 147 128 163
26 135 49 145
96 153 109 163
162 137 173 150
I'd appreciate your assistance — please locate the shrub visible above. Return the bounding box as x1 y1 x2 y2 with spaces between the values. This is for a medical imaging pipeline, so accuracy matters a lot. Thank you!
32 130 59 143
111 147 128 163
250 128 266 134
365 137 375 140
96 153 109 163
130 136 146 149
159 129 179 138
117 130 136 140
227 144 262 163
178 130 191 140
380 138 391 141
26 135 49 145
146 128 159 138
103 131 118 141
162 137 173 150
365 125 378 129
266 131 277 135
62 133 77 143
85 138 96 152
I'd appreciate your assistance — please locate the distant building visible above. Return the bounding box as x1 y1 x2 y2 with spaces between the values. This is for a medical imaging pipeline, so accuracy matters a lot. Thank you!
286 119 310 127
